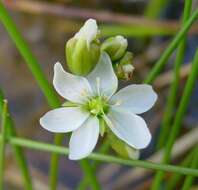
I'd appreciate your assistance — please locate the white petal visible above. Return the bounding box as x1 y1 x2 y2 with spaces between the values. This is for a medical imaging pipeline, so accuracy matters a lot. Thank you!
87 52 118 97
111 84 157 114
69 117 99 160
40 107 89 133
74 19 98 47
53 62 92 103
104 109 151 149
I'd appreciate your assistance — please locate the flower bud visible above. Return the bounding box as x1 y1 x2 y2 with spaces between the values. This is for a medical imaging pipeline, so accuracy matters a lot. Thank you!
66 19 100 76
107 129 139 159
101 36 128 61
114 52 134 80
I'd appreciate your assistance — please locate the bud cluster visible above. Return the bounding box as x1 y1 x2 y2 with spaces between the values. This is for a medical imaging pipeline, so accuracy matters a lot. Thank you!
101 36 134 80
65 19 134 80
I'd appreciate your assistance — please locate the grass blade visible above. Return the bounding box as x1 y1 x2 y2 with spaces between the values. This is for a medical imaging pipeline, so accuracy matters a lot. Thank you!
151 48 198 189
144 8 198 84
0 90 33 190
156 0 192 150
0 100 8 189
166 149 194 190
181 146 198 190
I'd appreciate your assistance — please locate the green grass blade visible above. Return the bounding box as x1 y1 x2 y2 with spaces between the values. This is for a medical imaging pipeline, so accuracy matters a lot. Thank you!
101 24 175 37
80 160 101 190
156 0 192 150
49 134 64 190
0 90 33 190
181 146 198 190
77 140 110 190
166 149 195 190
151 48 198 189
144 0 172 18
0 2 60 108
0 100 8 189
144 8 198 84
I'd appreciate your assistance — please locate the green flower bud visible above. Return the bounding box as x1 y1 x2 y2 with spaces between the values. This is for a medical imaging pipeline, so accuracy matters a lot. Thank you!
101 36 128 61
114 52 134 80
119 51 133 66
65 19 100 76
107 129 139 159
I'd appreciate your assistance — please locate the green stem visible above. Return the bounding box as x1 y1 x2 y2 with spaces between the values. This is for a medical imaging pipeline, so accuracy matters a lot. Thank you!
49 134 64 190
144 0 172 18
151 49 198 189
0 90 33 190
181 146 198 190
101 24 175 37
77 140 110 190
0 100 8 190
0 3 98 189
166 149 195 190
144 8 198 84
0 3 62 187
156 0 192 150
80 160 100 190
1 136 198 177
0 2 60 108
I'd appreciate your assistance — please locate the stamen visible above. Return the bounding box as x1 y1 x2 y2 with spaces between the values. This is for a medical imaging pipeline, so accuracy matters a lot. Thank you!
81 89 88 97
115 100 122 106
96 77 101 96
102 114 112 128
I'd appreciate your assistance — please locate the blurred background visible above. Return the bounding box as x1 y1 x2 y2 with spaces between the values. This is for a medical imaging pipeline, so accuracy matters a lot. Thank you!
0 0 198 189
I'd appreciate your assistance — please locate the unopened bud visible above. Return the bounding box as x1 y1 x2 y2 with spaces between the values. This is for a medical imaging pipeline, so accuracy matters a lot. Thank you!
125 145 140 160
66 19 100 76
101 36 127 61
115 52 134 80
107 129 139 159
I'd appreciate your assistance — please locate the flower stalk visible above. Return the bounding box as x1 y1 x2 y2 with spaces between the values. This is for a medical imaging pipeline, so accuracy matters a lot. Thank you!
2 136 198 177
0 100 8 190
76 139 110 190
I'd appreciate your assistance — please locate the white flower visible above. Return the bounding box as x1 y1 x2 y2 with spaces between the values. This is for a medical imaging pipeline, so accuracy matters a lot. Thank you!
40 52 157 160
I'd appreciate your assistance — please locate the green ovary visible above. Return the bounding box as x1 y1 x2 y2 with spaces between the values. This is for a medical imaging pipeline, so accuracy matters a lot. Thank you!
86 97 109 117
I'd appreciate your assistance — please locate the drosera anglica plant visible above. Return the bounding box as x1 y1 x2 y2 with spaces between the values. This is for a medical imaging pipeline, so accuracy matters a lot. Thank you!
39 19 158 160
1 1 198 189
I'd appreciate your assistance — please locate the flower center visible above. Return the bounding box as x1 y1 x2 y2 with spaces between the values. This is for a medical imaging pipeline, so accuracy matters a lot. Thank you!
86 96 109 117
